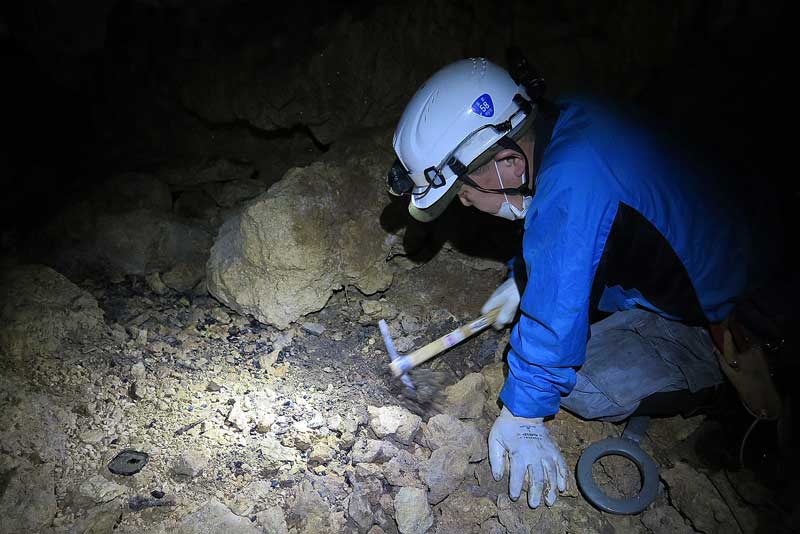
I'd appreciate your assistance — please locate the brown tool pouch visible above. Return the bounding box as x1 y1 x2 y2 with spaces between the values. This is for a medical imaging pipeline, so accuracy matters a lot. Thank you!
709 317 782 420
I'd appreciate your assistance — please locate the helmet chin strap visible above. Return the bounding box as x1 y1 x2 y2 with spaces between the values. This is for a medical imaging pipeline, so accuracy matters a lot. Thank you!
457 136 533 197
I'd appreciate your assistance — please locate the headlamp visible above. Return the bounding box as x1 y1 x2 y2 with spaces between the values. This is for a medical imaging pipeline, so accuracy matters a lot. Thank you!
387 158 415 196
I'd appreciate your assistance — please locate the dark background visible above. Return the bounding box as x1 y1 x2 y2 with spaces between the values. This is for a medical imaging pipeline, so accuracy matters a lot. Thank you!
1 0 795 251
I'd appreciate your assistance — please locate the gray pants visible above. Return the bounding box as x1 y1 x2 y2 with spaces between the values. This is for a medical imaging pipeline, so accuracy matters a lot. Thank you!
561 309 723 422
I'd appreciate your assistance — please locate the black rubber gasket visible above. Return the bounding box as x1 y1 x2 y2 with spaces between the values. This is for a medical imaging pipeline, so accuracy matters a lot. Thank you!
575 437 659 515
108 449 149 476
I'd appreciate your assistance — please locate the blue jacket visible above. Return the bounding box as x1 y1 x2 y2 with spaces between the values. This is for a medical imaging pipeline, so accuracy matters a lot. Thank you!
501 98 755 418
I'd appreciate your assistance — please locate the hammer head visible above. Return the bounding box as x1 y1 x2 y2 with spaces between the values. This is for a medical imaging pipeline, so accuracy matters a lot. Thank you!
378 319 415 391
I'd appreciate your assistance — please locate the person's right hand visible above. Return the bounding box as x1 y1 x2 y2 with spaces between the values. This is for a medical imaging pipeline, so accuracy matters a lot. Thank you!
481 278 520 329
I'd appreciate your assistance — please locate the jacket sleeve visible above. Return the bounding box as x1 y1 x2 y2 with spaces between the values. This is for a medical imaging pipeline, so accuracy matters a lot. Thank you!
499 168 616 418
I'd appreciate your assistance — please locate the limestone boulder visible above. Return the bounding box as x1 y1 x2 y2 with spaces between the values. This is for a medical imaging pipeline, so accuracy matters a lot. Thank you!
0 264 104 359
207 145 395 328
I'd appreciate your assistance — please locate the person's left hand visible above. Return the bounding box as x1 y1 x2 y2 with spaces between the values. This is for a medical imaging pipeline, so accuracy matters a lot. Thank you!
489 406 568 508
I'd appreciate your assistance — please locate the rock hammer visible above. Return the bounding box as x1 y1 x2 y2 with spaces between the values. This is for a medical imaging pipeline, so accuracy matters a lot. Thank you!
379 306 501 390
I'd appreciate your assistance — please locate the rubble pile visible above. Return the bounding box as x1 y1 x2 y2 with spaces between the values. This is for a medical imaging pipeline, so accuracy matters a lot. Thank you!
0 263 784 533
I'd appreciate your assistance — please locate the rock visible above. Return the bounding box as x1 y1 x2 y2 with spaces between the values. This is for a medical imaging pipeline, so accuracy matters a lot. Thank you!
175 498 261 534
343 409 365 434
496 494 564 534
254 412 277 434
146 272 169 295
47 207 212 278
398 313 423 334
131 361 146 381
202 178 264 208
174 190 220 222
379 493 394 515
309 441 336 467
419 446 470 504
360 300 384 316
481 362 505 399
351 439 399 464
176 1 479 147
308 412 327 429
648 414 706 444
393 335 416 353
443 373 487 419
173 450 208 479
383 450 423 489
422 414 487 462
163 262 206 293
661 462 739 534
0 264 105 358
228 481 272 516
394 487 433 534
348 485 375 532
287 480 340 533
211 307 232 323
340 432 357 452
71 500 124 534
97 172 173 213
479 518 506 534
302 322 326 336
435 490 496 532
0 460 57 534
206 156 395 329
0 379 74 464
226 400 250 432
80 429 106 445
258 435 299 465
707 470 761 533
641 505 694 534
160 158 256 187
256 505 289 534
327 414 343 432
75 474 127 507
367 406 421 445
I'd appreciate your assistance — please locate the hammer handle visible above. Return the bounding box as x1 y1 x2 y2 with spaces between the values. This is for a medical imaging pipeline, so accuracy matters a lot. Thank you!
389 307 501 377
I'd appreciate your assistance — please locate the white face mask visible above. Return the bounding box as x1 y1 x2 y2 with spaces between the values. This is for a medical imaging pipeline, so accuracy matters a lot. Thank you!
494 159 531 221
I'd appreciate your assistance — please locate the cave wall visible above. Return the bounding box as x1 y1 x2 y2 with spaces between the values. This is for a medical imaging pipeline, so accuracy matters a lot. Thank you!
1 0 793 252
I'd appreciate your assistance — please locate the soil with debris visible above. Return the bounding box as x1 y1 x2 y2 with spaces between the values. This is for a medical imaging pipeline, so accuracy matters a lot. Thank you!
0 267 795 533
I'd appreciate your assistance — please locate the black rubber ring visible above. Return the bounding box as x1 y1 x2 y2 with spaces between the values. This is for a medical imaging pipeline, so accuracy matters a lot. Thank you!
575 437 659 515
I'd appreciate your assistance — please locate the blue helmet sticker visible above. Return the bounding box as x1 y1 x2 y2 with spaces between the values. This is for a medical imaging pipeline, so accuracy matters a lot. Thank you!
471 93 494 117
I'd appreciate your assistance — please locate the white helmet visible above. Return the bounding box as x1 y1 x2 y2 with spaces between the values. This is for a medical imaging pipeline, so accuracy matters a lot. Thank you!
390 58 534 221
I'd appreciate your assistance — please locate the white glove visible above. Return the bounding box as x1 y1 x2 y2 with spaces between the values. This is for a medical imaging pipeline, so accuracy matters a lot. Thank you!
489 406 568 508
481 278 520 330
